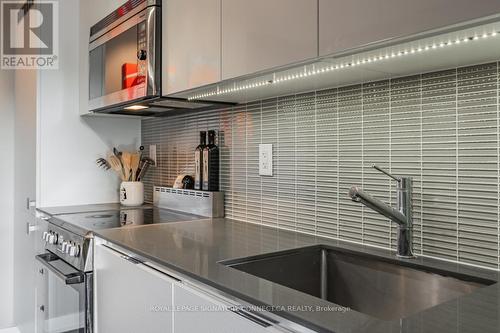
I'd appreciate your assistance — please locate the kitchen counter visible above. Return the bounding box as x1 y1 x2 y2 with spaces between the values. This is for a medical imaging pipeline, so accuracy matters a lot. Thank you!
95 218 500 333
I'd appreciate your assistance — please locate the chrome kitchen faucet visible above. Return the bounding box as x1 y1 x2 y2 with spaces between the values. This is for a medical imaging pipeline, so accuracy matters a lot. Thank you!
349 165 414 258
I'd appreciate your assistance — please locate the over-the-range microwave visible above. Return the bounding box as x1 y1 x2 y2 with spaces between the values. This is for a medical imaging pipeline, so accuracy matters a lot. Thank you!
88 0 228 116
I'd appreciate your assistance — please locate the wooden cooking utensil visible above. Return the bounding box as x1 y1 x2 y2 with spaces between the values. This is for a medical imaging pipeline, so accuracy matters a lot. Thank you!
130 153 140 181
108 155 125 180
121 152 132 181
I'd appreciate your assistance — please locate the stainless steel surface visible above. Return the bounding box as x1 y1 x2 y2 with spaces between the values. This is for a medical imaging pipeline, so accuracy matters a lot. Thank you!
36 252 84 284
42 222 93 272
91 97 235 116
94 218 500 333
89 0 157 43
153 186 225 218
36 250 93 332
222 245 493 321
85 272 94 333
88 3 160 112
372 165 399 181
349 187 407 225
349 165 414 258
146 2 159 100
136 157 154 181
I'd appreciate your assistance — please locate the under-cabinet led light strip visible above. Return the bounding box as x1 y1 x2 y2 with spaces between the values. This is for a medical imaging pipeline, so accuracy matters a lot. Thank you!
187 31 499 100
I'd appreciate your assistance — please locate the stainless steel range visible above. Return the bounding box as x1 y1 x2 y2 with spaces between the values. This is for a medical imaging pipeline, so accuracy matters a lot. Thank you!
36 207 203 333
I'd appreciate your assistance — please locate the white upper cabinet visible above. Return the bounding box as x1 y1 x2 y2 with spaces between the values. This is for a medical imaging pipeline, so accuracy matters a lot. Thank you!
163 0 221 95
221 0 318 80
319 0 500 56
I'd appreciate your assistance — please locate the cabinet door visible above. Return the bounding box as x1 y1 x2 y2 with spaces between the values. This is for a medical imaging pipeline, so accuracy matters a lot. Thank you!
94 245 174 333
222 0 317 80
14 67 37 333
319 0 500 56
163 0 221 94
173 284 272 333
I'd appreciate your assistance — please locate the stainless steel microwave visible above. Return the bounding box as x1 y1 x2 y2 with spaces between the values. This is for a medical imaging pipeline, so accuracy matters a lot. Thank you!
88 0 161 113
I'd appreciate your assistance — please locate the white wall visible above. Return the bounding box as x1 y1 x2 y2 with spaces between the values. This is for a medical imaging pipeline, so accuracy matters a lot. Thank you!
0 69 15 328
37 0 141 207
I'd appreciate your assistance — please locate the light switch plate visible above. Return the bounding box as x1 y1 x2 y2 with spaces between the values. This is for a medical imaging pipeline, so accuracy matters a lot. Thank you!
259 144 273 176
150 144 157 166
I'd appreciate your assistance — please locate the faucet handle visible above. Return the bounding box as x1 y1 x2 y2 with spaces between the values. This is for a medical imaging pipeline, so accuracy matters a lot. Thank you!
372 164 400 182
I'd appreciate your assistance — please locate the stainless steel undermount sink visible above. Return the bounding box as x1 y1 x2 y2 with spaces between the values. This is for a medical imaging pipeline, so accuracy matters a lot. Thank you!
221 245 495 320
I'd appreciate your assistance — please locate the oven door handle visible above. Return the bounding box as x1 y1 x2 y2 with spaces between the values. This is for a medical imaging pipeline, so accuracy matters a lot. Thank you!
36 253 84 285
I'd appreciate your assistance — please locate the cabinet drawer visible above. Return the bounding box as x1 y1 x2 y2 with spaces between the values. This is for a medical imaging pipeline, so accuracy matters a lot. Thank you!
174 284 274 333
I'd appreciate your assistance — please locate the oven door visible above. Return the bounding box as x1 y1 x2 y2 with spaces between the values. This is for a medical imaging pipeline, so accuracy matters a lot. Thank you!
36 252 92 333
88 5 160 112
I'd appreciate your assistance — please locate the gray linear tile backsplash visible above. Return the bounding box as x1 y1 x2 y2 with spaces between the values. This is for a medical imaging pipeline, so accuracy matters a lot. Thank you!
142 61 500 269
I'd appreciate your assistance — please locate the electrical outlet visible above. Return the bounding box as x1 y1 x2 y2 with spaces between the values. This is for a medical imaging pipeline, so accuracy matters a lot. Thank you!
259 144 273 176
150 144 157 166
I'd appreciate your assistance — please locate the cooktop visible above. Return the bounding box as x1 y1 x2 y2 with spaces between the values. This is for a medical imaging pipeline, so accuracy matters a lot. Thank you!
49 208 205 236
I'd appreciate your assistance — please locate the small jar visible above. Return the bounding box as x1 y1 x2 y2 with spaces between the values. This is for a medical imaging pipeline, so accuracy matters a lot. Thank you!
120 181 144 206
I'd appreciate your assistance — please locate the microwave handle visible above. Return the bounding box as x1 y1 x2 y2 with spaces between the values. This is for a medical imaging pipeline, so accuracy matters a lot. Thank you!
36 253 84 285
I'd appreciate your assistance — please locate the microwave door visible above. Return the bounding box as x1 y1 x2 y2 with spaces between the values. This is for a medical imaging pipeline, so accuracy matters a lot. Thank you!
88 6 159 112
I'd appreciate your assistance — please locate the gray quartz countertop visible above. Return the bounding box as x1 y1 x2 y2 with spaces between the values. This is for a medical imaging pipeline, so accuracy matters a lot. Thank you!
95 218 500 333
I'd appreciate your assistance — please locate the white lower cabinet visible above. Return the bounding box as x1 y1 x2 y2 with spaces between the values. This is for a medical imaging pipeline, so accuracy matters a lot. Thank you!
94 244 174 333
95 243 282 333
173 284 271 333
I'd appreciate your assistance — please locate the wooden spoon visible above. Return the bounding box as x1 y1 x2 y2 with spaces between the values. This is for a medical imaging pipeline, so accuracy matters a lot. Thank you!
121 152 132 181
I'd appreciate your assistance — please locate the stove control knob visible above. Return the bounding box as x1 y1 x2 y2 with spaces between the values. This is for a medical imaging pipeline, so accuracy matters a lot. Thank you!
42 232 48 241
69 245 76 257
73 245 81 257
66 242 72 254
61 241 67 252
48 234 55 244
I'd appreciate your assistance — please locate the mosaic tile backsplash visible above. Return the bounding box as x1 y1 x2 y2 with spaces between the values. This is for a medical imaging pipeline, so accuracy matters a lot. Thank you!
142 62 500 269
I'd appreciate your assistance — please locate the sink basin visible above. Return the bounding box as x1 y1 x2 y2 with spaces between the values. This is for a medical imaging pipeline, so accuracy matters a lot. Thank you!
222 245 495 320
